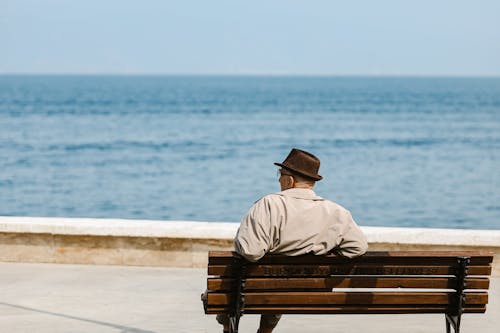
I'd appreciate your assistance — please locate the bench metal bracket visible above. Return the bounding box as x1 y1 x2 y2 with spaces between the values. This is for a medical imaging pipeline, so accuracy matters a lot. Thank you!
445 256 469 333
229 256 246 333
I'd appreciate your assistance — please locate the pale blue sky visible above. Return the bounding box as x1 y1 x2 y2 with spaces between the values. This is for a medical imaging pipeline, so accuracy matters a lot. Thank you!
1 0 499 76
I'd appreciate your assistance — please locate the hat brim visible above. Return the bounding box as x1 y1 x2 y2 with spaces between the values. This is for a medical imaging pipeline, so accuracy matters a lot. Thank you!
274 162 323 181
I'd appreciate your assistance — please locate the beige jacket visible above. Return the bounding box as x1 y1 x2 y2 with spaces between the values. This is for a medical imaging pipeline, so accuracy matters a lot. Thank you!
234 188 368 262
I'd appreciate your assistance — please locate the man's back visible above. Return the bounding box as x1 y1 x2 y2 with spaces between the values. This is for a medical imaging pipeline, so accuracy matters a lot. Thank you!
235 188 368 262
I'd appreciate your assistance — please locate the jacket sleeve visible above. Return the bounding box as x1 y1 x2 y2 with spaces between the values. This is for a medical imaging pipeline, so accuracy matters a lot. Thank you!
335 210 368 258
234 197 273 262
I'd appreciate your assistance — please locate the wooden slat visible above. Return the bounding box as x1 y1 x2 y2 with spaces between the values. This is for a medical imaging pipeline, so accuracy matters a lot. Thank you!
246 292 488 306
208 264 491 277
208 250 495 259
206 305 487 315
208 251 494 266
207 276 490 291
207 291 488 306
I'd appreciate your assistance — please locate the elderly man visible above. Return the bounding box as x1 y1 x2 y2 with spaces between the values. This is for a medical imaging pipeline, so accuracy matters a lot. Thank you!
218 148 368 333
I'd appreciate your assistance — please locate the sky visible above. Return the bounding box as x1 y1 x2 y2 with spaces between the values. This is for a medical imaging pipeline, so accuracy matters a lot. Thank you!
1 0 500 76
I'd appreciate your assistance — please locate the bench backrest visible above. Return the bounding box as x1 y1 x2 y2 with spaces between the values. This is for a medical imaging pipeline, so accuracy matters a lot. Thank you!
205 251 493 315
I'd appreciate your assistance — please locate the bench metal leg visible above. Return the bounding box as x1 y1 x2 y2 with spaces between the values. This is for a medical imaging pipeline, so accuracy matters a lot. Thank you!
445 256 469 333
445 314 462 333
229 315 241 333
229 257 246 333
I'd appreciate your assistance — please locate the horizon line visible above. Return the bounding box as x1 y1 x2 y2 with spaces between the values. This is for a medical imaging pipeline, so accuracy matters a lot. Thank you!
1 72 500 79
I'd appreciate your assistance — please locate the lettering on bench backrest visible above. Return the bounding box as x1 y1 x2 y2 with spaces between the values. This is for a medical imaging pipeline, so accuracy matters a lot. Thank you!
261 265 440 276
330 266 439 275
353 267 439 275
263 266 332 276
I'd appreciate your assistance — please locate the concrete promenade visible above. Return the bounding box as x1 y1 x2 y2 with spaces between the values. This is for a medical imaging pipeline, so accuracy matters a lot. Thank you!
0 262 498 333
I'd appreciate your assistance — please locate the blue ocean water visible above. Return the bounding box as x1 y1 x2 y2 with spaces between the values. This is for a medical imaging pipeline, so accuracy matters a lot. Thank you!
0 75 499 229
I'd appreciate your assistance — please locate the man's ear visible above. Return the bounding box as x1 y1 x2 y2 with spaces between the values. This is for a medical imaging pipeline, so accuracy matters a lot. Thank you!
289 176 296 188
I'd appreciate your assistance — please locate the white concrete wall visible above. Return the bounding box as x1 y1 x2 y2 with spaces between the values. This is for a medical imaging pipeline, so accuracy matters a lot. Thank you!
1 216 499 275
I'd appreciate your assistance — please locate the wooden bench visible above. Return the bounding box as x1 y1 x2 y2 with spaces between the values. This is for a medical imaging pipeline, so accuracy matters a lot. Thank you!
202 250 493 333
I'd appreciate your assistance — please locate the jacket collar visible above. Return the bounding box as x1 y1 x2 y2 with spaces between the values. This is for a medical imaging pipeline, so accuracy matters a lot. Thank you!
276 188 324 201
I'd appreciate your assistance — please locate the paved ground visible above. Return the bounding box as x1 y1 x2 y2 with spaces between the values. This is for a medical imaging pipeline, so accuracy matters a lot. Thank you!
0 262 498 333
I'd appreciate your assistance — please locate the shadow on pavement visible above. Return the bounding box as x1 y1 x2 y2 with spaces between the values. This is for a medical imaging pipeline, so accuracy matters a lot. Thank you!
0 302 156 333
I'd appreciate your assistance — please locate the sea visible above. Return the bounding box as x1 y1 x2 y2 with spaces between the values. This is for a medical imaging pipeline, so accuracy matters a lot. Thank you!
1 75 499 230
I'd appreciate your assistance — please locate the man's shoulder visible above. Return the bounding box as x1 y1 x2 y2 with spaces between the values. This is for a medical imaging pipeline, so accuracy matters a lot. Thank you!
321 198 353 215
322 198 347 208
253 192 284 204
243 193 284 217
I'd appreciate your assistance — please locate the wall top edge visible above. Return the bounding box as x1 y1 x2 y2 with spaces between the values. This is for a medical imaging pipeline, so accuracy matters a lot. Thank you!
0 216 499 247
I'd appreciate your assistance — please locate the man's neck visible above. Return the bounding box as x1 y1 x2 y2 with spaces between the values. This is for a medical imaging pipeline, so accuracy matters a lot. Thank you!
292 184 314 190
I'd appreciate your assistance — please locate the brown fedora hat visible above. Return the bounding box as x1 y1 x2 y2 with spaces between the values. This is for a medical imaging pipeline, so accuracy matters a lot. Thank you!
274 148 323 181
